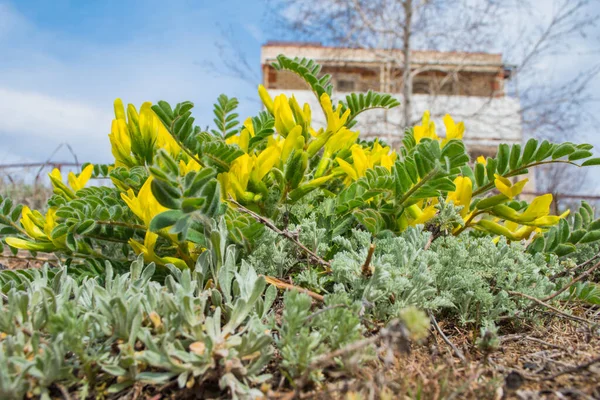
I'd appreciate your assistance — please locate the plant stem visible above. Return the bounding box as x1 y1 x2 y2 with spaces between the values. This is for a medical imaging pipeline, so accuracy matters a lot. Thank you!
230 197 331 270
429 311 467 364
507 290 593 325
96 220 146 231
263 275 324 302
397 168 438 206
472 160 580 197
541 258 600 302
169 116 204 168
453 210 484 236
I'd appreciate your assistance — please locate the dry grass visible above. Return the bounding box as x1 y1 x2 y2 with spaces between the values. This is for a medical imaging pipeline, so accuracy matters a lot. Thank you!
265 313 600 400
105 307 598 400
0 173 53 211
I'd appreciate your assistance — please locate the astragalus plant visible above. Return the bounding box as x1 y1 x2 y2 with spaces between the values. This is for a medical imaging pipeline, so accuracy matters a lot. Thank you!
0 54 599 398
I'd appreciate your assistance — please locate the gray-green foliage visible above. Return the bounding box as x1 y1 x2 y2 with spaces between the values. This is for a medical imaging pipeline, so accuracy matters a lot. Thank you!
338 231 560 324
0 255 273 400
276 290 363 382
248 210 560 326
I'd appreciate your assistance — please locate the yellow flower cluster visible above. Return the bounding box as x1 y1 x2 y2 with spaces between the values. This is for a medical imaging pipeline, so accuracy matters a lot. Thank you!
413 111 465 147
220 86 397 202
109 99 182 168
7 166 94 251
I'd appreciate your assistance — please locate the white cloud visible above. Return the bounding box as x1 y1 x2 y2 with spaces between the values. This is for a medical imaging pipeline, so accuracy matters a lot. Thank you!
0 87 111 141
0 1 260 163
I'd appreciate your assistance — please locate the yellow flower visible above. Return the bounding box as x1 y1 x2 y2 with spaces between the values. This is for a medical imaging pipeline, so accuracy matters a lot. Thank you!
476 155 487 165
406 202 437 226
112 99 181 165
67 164 94 192
6 206 64 251
280 125 304 163
503 220 538 241
258 85 274 115
225 117 254 153
5 237 54 252
335 144 370 182
413 111 438 144
351 145 370 178
476 219 535 242
320 93 350 134
446 176 473 218
109 119 134 168
219 147 280 202
518 194 553 222
19 206 46 240
139 103 181 157
336 157 358 181
273 94 297 137
48 165 93 199
494 174 528 199
289 95 311 128
369 141 397 171
178 159 202 176
335 143 397 182
324 128 359 157
441 114 465 147
121 177 167 226
230 154 254 194
129 231 188 270
517 194 570 227
114 98 127 121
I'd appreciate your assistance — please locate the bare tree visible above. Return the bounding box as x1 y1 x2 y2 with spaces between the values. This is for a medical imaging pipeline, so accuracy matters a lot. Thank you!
267 0 598 132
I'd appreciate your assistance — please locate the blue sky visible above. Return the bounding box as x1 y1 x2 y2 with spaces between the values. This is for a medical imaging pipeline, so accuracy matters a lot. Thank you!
0 0 268 164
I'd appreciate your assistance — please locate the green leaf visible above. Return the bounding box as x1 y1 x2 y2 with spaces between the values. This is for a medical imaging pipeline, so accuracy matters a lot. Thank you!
534 140 554 161
551 143 576 159
76 220 96 235
568 150 593 161
150 210 184 232
579 230 600 244
496 144 510 175
521 138 538 164
151 179 182 209
582 157 600 166
554 243 576 257
509 144 521 170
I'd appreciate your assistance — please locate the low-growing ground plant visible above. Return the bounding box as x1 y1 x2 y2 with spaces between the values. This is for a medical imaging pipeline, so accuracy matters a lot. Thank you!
0 54 599 398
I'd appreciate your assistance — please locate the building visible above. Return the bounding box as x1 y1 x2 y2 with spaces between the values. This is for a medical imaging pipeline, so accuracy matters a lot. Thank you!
261 42 523 160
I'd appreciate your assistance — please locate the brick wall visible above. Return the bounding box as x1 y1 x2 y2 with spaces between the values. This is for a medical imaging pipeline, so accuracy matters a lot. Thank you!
264 65 504 97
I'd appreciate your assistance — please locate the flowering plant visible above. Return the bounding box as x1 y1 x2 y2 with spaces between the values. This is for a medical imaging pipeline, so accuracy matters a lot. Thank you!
1 55 599 272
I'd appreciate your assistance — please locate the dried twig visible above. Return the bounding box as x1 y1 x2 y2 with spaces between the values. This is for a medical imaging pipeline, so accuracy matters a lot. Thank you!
263 275 324 302
55 383 72 400
230 198 331 270
551 253 600 280
541 356 600 381
507 291 594 325
428 311 467 364
361 243 375 277
542 259 600 302
308 319 408 370
499 334 569 351
423 233 434 251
